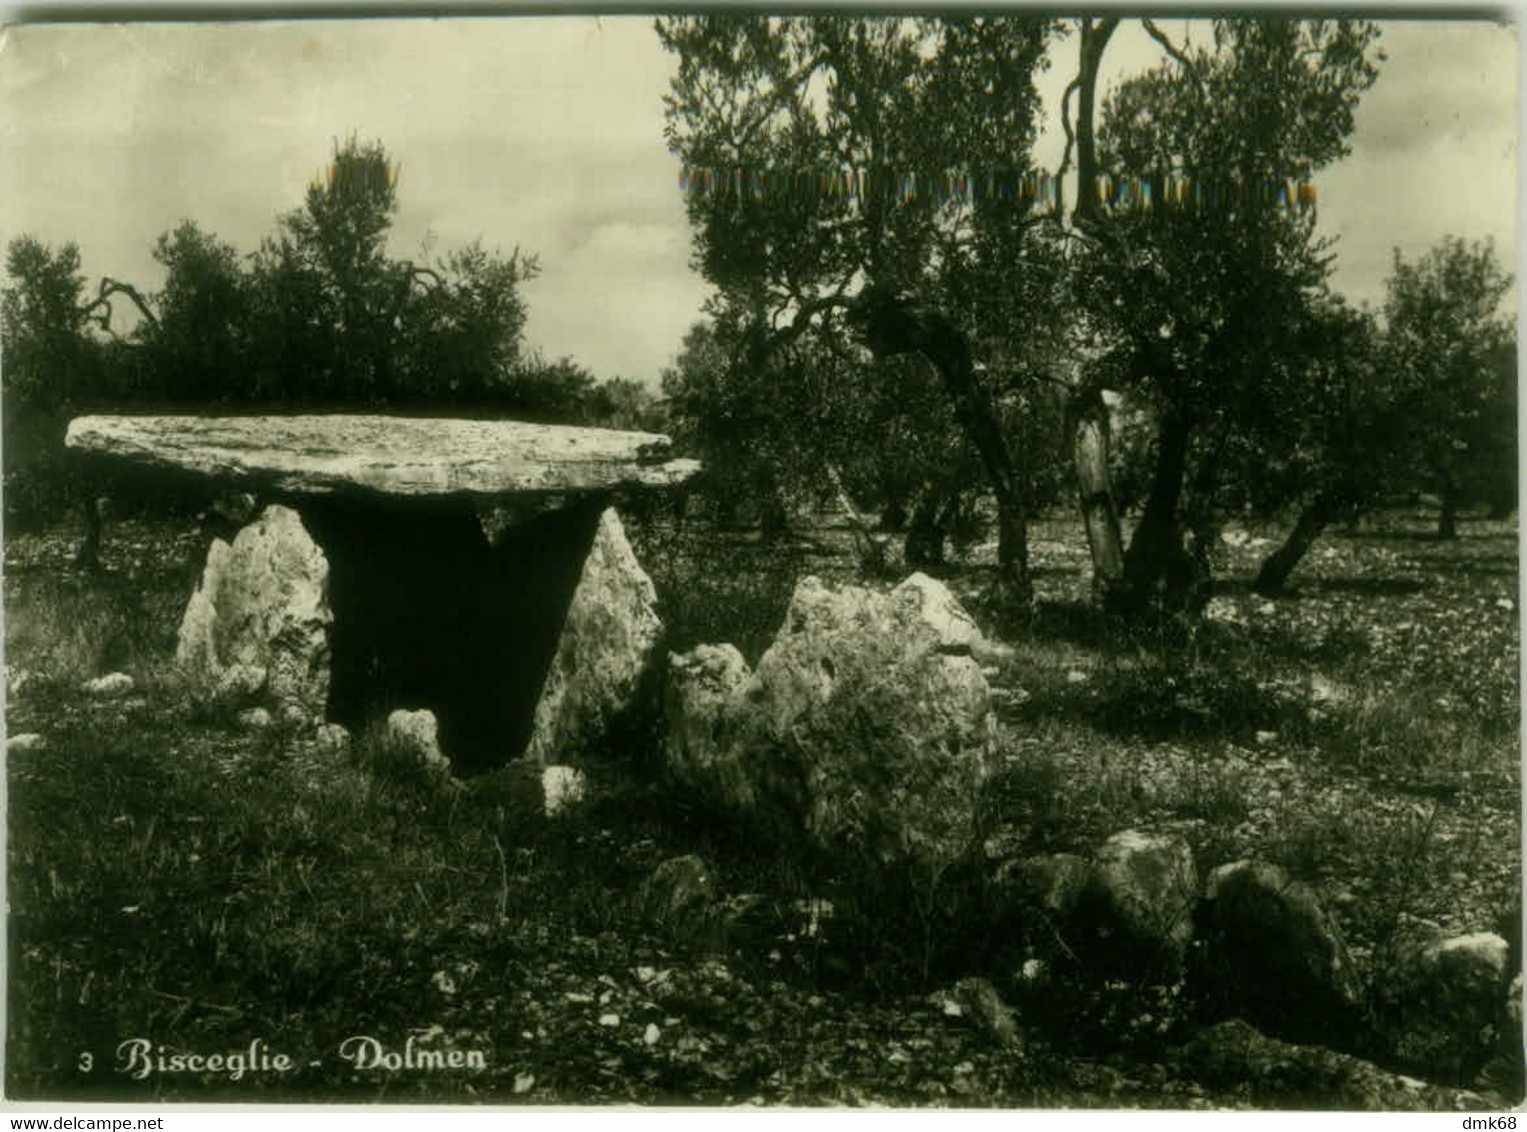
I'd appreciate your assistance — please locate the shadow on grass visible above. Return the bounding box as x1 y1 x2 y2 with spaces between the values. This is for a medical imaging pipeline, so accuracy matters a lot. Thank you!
1403 557 1518 578
1304 577 1428 598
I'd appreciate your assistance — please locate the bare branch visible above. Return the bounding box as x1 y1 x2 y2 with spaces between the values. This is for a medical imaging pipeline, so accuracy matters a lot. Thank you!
78 277 159 333
407 265 444 290
1141 19 1200 86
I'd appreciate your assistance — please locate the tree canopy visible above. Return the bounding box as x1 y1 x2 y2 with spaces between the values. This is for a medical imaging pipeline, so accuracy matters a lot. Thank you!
659 15 1068 591
2 135 655 528
1382 236 1516 533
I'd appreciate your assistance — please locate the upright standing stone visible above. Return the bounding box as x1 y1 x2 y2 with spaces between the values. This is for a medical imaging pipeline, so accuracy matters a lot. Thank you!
1200 859 1362 1044
176 504 332 723
524 508 662 764
1380 931 1512 1085
664 573 994 874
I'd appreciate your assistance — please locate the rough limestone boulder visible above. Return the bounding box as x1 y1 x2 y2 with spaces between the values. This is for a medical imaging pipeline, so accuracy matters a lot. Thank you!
1377 930 1512 1085
176 505 332 723
664 573 994 873
949 976 1024 1049
641 855 717 927
81 672 134 697
524 509 662 764
749 572 989 749
385 709 450 772
1085 830 1198 970
1180 1018 1494 1111
540 766 587 817
665 644 755 806
1201 859 1363 1043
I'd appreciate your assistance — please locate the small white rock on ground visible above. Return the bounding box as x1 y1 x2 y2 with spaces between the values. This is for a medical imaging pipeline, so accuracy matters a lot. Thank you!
315 723 351 755
81 672 134 697
385 709 449 769
237 707 273 731
541 766 587 817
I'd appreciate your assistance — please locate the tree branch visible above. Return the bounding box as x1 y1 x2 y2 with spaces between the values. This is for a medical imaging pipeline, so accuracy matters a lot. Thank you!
407 265 444 290
1057 76 1080 186
746 291 856 368
79 277 159 333
1141 19 1204 95
1141 19 1198 79
1073 16 1121 230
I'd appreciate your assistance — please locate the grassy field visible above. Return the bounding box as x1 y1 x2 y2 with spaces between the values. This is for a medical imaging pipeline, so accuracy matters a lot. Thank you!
3 505 1520 1105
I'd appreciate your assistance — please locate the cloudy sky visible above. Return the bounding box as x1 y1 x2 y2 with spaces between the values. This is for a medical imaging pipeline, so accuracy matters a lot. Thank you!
0 16 1516 385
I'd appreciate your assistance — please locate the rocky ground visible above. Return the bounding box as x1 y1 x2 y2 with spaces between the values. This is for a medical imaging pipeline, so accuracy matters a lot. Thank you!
3 507 1520 1107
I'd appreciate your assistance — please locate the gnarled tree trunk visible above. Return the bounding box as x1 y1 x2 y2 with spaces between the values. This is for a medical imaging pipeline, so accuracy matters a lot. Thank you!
1437 474 1460 539
904 489 947 568
1255 492 1339 595
852 290 1033 604
879 497 909 533
1068 386 1126 604
1116 407 1194 613
76 493 103 573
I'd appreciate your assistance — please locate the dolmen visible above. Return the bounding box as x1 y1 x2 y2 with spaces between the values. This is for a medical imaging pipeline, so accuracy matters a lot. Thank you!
65 414 700 774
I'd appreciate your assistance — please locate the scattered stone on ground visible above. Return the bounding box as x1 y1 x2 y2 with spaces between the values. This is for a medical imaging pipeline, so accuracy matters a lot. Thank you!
642 855 717 926
541 765 587 817
525 508 662 764
1086 830 1198 968
1378 930 1512 1085
665 573 993 873
315 722 351 755
951 976 1023 1049
176 504 332 723
236 707 273 731
1179 1018 1494 1111
81 672 134 697
6 666 35 697
1475 970 1526 1098
385 709 449 771
6 732 45 753
1200 859 1362 1043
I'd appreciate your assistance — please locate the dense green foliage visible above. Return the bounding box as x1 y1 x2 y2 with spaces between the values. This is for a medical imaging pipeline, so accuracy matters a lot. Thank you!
1074 19 1383 610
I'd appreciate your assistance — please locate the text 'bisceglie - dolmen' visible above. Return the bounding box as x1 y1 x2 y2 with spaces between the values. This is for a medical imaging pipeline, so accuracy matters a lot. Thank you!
65 414 702 774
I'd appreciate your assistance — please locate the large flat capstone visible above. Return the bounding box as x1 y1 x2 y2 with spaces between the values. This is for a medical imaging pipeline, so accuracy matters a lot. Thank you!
65 414 700 498
70 414 692 775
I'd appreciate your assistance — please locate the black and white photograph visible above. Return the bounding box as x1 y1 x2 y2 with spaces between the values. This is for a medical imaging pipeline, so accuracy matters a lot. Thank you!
0 9 1519 1110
